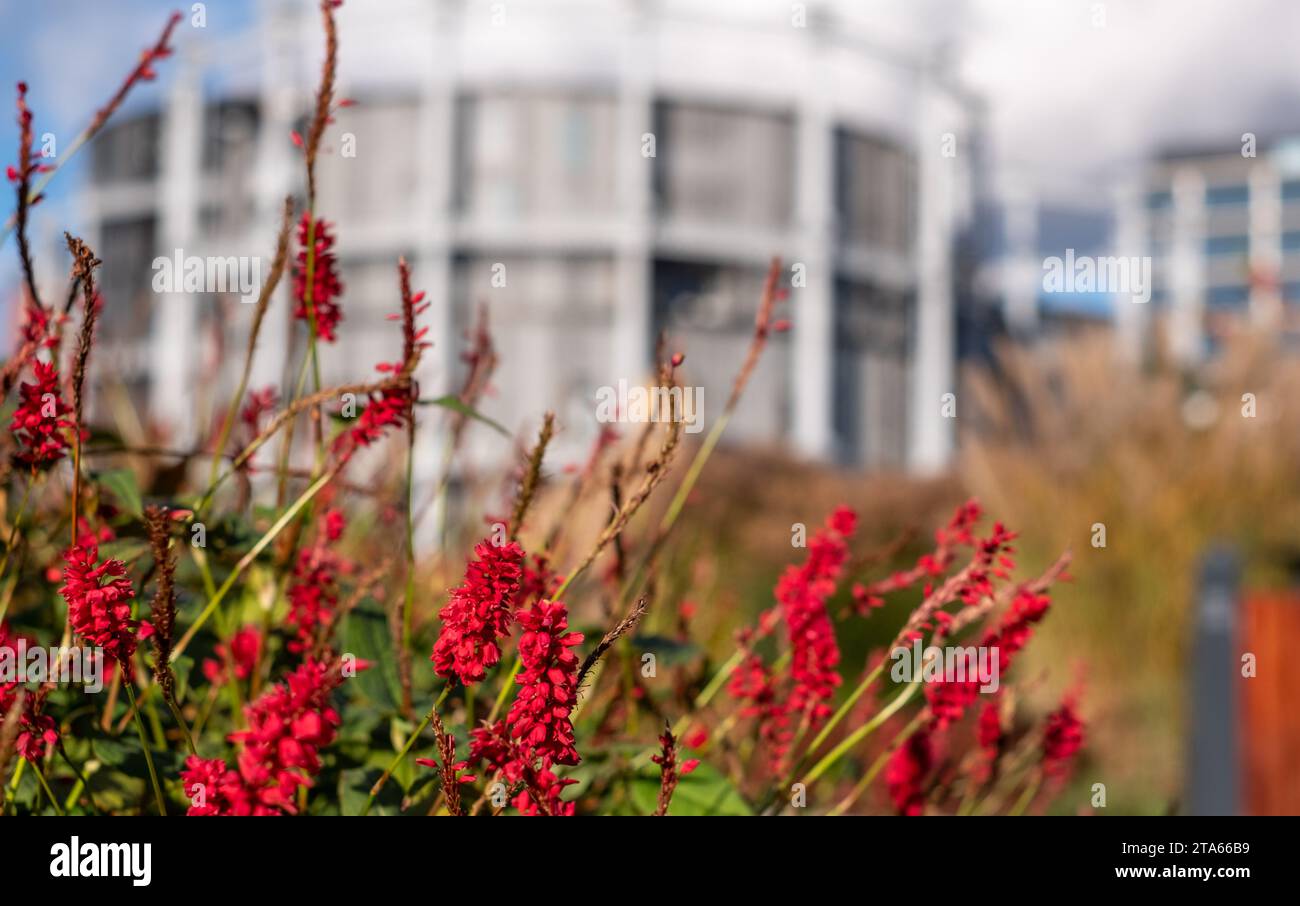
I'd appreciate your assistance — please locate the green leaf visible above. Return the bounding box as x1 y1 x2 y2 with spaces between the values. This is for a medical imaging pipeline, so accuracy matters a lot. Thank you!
421 395 509 437
339 768 399 816
628 760 753 816
96 468 142 519
341 603 403 711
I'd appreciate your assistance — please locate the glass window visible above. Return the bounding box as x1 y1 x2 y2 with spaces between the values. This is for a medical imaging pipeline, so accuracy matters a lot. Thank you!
834 130 913 253
653 101 794 228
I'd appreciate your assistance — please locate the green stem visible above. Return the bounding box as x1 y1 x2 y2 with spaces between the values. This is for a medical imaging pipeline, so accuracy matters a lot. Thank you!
361 685 450 816
798 662 885 772
619 411 732 611
401 420 417 715
164 695 198 756
828 711 926 815
58 745 101 814
802 679 919 786
172 470 336 662
486 659 521 723
1008 772 1042 816
0 479 35 587
28 758 64 816
670 648 744 737
124 683 167 815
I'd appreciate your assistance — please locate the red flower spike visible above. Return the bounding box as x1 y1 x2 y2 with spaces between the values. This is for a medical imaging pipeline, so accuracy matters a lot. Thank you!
431 539 525 685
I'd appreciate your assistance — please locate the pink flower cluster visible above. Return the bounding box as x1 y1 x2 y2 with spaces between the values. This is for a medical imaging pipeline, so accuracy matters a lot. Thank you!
852 499 984 614
285 510 347 655
59 543 151 670
924 588 1051 730
331 380 411 463
505 600 584 767
884 732 933 817
459 598 583 815
779 506 855 723
468 720 578 816
201 626 263 687
10 360 73 471
728 506 856 770
431 539 525 685
292 214 343 342
181 659 347 815
1042 698 1084 777
0 624 58 761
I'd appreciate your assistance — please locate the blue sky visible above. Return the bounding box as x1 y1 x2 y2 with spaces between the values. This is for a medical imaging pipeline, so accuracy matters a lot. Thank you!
0 0 253 291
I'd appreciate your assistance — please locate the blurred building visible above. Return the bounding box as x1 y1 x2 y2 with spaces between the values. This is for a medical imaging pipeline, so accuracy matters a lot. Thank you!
972 176 1113 345
1116 137 1300 364
78 0 978 481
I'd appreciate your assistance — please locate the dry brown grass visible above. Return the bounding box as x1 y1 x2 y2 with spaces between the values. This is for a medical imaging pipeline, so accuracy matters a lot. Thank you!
961 326 1300 812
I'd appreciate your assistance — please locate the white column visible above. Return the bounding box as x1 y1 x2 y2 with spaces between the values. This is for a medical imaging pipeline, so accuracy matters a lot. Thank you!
908 72 961 473
1169 167 1206 366
1248 164 1282 330
412 0 461 550
791 22 835 461
151 56 202 445
612 1 654 384
1111 180 1149 363
249 0 302 394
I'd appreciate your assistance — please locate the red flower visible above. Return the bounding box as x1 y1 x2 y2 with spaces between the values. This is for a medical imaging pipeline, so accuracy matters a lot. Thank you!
924 587 1048 732
184 659 351 815
331 378 411 463
239 386 278 433
729 506 855 770
0 624 19 710
518 553 561 610
779 506 855 724
431 539 525 685
0 624 59 761
181 755 246 816
727 650 784 753
1042 698 1084 777
506 600 583 768
885 731 933 816
292 214 343 343
285 512 348 655
59 543 150 670
201 626 263 686
9 360 73 471
15 708 58 762
851 499 984 615
977 700 1002 751
467 720 578 816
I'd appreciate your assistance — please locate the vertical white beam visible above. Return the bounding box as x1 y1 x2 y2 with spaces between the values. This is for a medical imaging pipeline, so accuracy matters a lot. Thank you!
791 21 835 460
249 0 301 394
412 0 461 549
151 55 202 445
1169 167 1206 366
612 0 654 383
908 72 960 473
